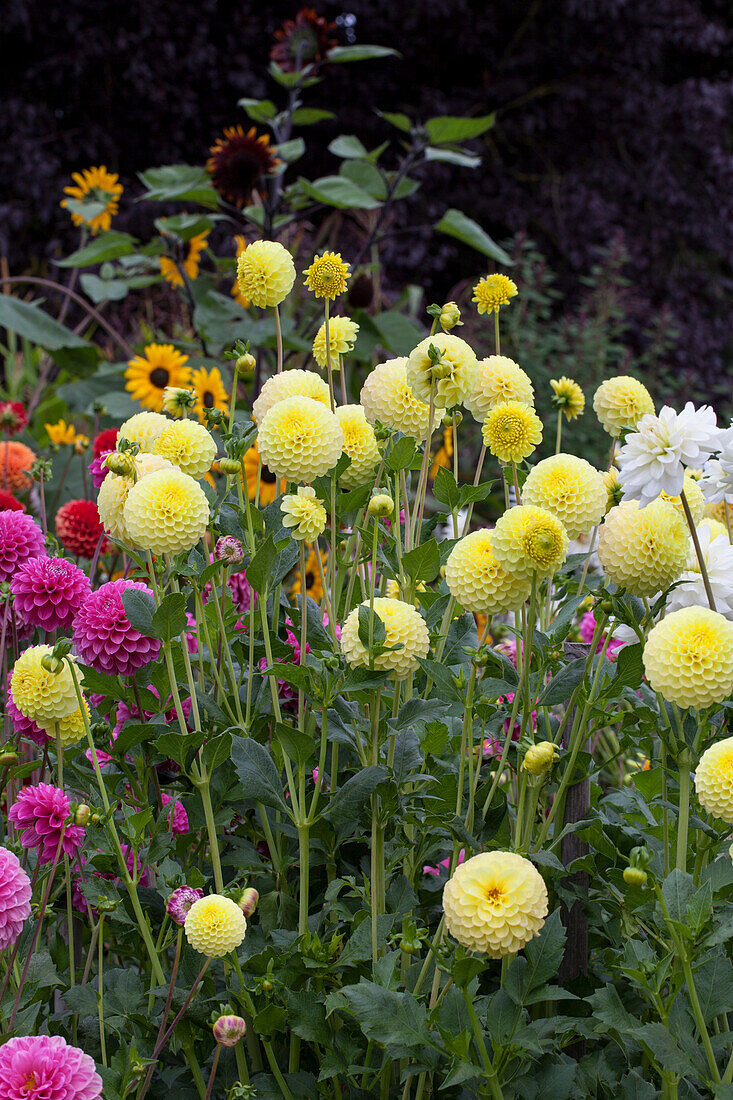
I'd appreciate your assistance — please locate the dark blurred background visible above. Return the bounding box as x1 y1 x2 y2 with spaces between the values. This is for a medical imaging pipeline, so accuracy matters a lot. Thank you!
2 0 731 399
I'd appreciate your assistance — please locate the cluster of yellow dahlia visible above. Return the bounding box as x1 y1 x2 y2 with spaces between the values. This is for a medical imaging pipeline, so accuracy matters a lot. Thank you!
482 402 542 465
258 396 343 483
593 376 654 438
335 405 380 489
445 530 531 614
123 468 210 556
184 895 247 957
97 454 174 544
643 606 733 710
11 647 81 725
406 334 478 410
492 505 568 577
695 737 733 824
465 356 534 422
522 454 607 539
443 851 548 957
360 359 444 439
340 598 429 680
118 411 169 452
153 420 217 480
252 369 331 425
598 499 688 597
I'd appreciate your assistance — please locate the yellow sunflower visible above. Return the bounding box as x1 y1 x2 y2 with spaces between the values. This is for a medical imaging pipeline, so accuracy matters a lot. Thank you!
290 547 327 602
241 440 286 506
231 236 250 308
159 231 209 287
60 165 123 235
191 367 229 423
44 419 89 447
125 344 192 413
430 426 454 479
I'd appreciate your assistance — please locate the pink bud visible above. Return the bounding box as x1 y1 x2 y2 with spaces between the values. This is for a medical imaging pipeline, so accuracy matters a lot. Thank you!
166 885 204 925
213 1014 247 1046
238 887 259 918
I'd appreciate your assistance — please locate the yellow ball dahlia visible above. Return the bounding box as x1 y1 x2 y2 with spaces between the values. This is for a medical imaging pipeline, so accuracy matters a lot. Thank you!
659 473 705 525
335 405 380 490
11 647 81 724
598 499 688 597
522 454 607 539
123 468 210 556
252 369 331 425
41 696 90 747
465 356 535 423
118 411 169 453
280 486 327 541
695 737 733 823
472 274 518 316
360 359 444 439
643 606 733 709
445 529 531 614
406 334 478 410
340 597 430 680
97 455 174 544
442 851 548 957
184 894 247 957
258 396 343 483
593 376 655 438
482 402 543 465
699 517 730 542
152 420 217 479
705 500 733 532
312 315 359 369
303 251 350 300
550 376 585 421
236 240 296 308
491 505 569 577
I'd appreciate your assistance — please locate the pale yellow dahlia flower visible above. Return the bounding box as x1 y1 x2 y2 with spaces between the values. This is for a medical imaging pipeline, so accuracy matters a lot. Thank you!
695 737 733 824
550 376 585 421
41 696 91 747
185 895 247 957
153 420 217 479
593 376 655 438
236 240 295 308
303 251 350 300
335 405 380 489
445 529 531 614
258 395 343 483
406 334 478 410
252 369 331 425
659 473 705 525
482 402 543 465
123 468 210 556
522 454 607 539
97 454 174 544
11 647 81 724
312 315 359 369
643 606 733 709
465 356 535 423
280 486 327 541
340 598 429 680
360 359 444 439
598 499 688 597
118 411 169 453
443 851 548 957
491 505 569 577
472 274 518 315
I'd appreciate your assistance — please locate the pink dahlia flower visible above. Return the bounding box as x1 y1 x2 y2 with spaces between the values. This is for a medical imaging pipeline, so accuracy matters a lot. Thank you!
0 846 32 948
0 1035 102 1100
167 885 204 925
11 556 90 634
6 673 48 746
0 510 46 584
8 783 86 864
113 691 192 737
73 579 160 676
423 848 465 878
161 792 189 834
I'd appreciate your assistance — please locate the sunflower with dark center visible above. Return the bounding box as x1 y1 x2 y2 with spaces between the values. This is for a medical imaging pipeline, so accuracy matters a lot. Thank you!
270 8 338 72
242 441 285 506
125 344 192 413
191 367 229 423
290 546 327 602
207 127 281 208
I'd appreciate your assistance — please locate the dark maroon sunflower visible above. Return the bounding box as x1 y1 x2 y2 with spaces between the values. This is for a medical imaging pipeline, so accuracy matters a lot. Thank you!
206 126 281 208
270 8 338 73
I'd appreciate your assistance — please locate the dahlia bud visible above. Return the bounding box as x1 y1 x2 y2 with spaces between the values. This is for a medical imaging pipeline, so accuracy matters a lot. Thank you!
523 742 556 776
444 410 462 428
105 452 136 479
368 493 394 519
0 750 18 766
215 536 244 565
74 438 89 455
213 1014 247 1047
91 813 101 826
40 653 64 675
431 357 453 381
162 386 196 417
623 866 648 887
236 353 256 378
219 457 243 477
166 885 205 925
74 804 91 827
439 301 462 331
238 887 259 917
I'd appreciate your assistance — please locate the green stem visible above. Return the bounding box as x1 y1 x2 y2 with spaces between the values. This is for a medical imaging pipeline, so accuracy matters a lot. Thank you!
681 489 716 611
98 911 107 1066
462 985 504 1099
675 750 691 873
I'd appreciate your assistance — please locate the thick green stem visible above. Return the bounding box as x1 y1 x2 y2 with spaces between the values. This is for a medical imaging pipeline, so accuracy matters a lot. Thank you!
675 751 691 873
462 986 504 1099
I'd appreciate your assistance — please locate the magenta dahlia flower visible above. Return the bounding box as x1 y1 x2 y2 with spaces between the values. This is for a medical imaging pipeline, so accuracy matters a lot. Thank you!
0 846 32 948
11 556 90 634
161 792 189 834
0 1034 102 1100
167 885 204 925
6 673 48 746
0 510 46 584
72 579 161 676
8 783 86 864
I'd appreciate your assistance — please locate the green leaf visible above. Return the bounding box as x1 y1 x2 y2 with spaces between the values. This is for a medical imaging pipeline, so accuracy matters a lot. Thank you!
694 953 733 1023
151 592 188 644
537 658 586 706
231 736 288 813
432 466 460 510
283 990 330 1044
56 231 137 268
378 110 412 132
237 97 276 123
154 213 213 242
402 540 441 583
548 595 587 642
292 108 335 125
276 138 305 163
329 135 369 160
79 273 130 303
121 588 158 639
521 910 565 991
0 295 97 374
300 176 382 210
662 869 694 924
357 603 387 650
202 731 233 774
614 644 644 690
326 45 400 63
273 723 315 768
339 981 437 1059
247 533 276 594
436 208 512 264
138 164 218 208
425 114 495 144
385 435 418 473
368 310 423 355
323 766 387 828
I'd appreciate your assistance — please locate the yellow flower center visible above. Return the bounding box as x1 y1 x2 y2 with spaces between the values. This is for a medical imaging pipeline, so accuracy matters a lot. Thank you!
526 525 562 566
23 1073 37 1093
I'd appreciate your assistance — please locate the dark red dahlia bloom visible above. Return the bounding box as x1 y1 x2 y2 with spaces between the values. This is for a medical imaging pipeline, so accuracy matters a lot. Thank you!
55 499 107 559
0 490 24 512
92 428 119 459
0 402 27 435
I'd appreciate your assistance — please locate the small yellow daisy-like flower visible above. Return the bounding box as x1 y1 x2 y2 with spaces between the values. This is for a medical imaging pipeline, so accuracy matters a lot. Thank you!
695 737 733 823
241 441 286 506
231 236 250 308
252 369 331 425
465 356 534 423
45 419 89 447
335 405 380 490
491 505 569 577
60 165 123 234
97 455 174 544
153 420 217 480
442 851 547 957
550 376 585 421
472 273 518 316
118 411 170 453
159 231 209 287
603 467 623 511
123 468 210 556
303 251 351 300
643 606 733 710
125 344 192 413
482 401 543 465
430 426 453 480
11 647 81 725
340 597 430 680
445 529 531 614
184 895 247 957
236 240 296 309
290 547 327 602
190 367 229 423
522 454 607 539
360 359 445 440
659 473 705 525
281 486 327 541
312 315 359 369
41 695 90 747
161 387 196 418
406 334 478 410
258 396 343 484
598 499 688 597
593 376 655 438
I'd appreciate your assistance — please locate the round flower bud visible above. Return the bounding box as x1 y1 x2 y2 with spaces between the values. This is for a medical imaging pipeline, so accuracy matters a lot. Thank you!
161 387 196 417
167 885 205 926
118 411 169 453
153 420 217 480
623 866 648 887
123 468 210 556
219 457 243 476
523 742 556 776
491 505 569 578
696 738 733 824
593 376 655 438
75 804 91 827
213 1014 247 1047
236 240 296 309
184 894 247 957
442 851 548 957
105 452 136 478
465 356 535 422
439 301 462 331
598 499 688 597
445 529 531 614
215 536 244 565
252 369 331 425
360 358 445 440
236 352 256 377
335 405 380 489
368 494 395 519
258 396 344 483
238 888 259 918
406 334 478 409
643 606 733 710
340 598 430 680
522 454 607 539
